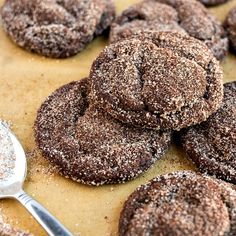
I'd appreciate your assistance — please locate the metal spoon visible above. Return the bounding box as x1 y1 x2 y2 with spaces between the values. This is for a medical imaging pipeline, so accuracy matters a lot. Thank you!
0 121 73 236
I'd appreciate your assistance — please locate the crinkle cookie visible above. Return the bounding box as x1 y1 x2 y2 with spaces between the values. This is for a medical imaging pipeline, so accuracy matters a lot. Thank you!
90 31 223 131
110 0 228 60
35 79 171 186
181 82 236 184
1 0 115 58
224 7 236 52
119 171 236 236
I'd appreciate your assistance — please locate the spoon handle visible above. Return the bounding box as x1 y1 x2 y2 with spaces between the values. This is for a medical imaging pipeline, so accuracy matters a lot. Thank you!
15 190 73 236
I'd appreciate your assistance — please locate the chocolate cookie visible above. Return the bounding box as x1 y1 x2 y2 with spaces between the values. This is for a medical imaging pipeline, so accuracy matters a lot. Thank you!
119 171 236 236
199 0 229 6
35 79 171 185
109 0 228 60
1 0 115 58
224 7 236 52
90 31 223 131
181 82 236 184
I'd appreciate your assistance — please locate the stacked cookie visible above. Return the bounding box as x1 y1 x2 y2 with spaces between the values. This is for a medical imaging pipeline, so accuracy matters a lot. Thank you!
35 29 225 187
91 31 223 130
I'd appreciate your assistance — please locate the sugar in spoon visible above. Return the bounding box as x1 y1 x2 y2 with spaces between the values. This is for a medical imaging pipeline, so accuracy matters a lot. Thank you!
0 121 73 236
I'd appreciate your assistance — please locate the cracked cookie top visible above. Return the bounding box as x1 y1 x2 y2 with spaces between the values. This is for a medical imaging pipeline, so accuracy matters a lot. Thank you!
90 31 223 130
1 0 115 58
119 171 236 236
109 0 228 60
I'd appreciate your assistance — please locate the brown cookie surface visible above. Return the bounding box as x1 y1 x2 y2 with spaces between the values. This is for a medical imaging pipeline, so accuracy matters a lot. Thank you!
90 31 223 131
181 82 236 184
109 0 228 60
198 0 229 6
1 0 115 58
35 79 171 185
225 7 236 52
119 171 236 236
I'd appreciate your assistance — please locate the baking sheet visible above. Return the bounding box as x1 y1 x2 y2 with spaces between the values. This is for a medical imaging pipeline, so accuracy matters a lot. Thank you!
0 0 235 235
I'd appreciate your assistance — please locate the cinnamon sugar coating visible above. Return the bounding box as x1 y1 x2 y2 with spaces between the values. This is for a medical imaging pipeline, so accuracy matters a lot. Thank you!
1 0 115 58
119 171 236 236
225 7 236 53
34 79 171 185
90 31 223 131
198 0 229 6
109 0 228 60
181 82 236 184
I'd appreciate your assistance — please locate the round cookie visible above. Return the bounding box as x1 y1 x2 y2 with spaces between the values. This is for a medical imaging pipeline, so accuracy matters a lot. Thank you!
35 79 171 186
109 0 228 60
119 171 236 236
90 31 223 131
224 7 236 52
1 0 115 58
181 82 236 184
198 0 229 6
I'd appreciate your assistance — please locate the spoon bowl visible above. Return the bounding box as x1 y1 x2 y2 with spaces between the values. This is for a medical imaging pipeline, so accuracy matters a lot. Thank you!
0 121 26 198
0 121 73 236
